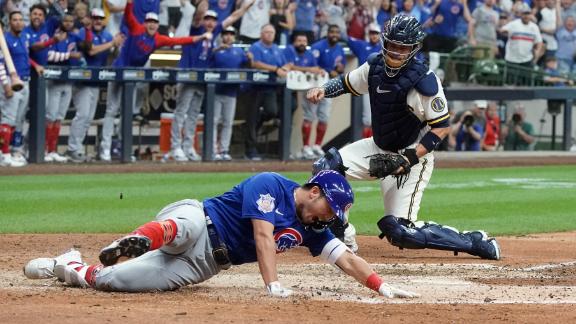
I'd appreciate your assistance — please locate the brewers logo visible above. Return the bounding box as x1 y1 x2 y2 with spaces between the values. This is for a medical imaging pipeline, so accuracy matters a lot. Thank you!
274 228 303 253
431 97 446 113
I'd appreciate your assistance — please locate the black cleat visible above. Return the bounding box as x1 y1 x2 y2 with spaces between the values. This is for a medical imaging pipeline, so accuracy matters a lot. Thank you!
99 235 152 266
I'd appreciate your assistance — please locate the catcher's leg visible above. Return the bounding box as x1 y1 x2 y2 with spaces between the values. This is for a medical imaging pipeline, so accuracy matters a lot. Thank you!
377 215 501 260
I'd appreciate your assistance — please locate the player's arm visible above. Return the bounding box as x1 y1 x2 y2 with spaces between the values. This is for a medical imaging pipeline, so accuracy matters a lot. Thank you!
222 0 255 28
306 62 369 104
413 78 451 158
124 0 145 34
30 30 67 52
321 239 419 298
89 33 124 56
155 32 212 48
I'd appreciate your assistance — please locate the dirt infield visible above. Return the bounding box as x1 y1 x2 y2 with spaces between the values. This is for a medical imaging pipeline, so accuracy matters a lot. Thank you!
1 233 575 323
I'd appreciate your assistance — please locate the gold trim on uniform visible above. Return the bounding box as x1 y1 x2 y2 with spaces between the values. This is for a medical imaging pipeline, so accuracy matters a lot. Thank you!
427 113 450 125
407 158 427 221
344 73 360 96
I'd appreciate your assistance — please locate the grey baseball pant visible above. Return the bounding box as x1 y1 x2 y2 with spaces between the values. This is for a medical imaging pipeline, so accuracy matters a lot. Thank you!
213 94 237 153
301 96 331 123
100 82 141 155
172 84 204 152
94 199 221 292
68 85 100 153
0 81 29 126
46 81 72 122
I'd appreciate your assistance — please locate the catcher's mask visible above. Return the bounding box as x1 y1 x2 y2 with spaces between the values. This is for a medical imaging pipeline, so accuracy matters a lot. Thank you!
302 170 354 233
381 14 426 77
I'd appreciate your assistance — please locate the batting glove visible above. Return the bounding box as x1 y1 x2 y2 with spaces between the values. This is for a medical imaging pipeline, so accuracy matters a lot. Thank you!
267 281 294 298
378 283 420 298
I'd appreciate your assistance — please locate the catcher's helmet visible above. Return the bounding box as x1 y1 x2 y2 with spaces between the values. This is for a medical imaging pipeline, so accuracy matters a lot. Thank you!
381 14 426 77
305 170 354 232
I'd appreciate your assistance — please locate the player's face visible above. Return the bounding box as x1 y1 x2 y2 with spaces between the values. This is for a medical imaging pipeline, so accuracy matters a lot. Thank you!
295 187 336 226
62 15 74 32
9 13 25 33
384 41 413 68
293 35 308 53
144 20 159 36
261 26 276 44
30 8 46 29
222 32 235 44
203 17 217 31
368 31 380 43
327 27 340 45
92 16 105 31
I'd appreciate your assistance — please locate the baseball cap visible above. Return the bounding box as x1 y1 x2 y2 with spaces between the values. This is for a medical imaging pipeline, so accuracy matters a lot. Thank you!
474 100 488 109
368 23 381 33
145 12 159 22
91 8 105 18
306 170 354 223
222 26 236 34
520 5 531 14
204 10 218 19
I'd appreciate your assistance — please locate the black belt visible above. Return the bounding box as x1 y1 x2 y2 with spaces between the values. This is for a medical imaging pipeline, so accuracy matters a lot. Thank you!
205 215 231 269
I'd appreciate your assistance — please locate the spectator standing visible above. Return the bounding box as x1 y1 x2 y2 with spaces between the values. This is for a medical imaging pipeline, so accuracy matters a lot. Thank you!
398 0 422 22
103 0 127 36
284 32 324 159
558 0 576 25
321 0 348 39
99 0 211 161
375 0 396 27
468 0 499 57
209 0 237 22
502 106 535 150
306 24 345 157
293 0 319 43
345 0 372 39
269 0 295 44
3 0 34 25
239 0 272 43
482 101 501 151
347 23 381 138
73 1 89 31
537 0 558 59
66 9 123 163
171 1 254 162
554 15 576 75
245 24 291 160
210 26 251 160
423 0 472 53
500 6 544 69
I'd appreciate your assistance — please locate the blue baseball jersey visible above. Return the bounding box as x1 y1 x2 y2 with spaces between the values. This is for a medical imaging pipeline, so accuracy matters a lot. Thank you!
78 28 113 67
249 40 286 67
347 38 380 65
212 46 249 96
4 32 30 79
120 0 160 34
24 16 60 66
49 32 84 66
283 45 317 67
431 0 464 37
203 172 335 265
311 39 346 73
209 0 235 23
179 23 223 68
295 0 318 31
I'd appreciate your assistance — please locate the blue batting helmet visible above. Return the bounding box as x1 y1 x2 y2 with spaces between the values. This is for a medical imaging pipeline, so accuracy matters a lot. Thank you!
306 170 354 224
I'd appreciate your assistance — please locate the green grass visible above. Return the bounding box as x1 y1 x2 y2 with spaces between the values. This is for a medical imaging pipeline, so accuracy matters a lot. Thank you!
1 166 575 235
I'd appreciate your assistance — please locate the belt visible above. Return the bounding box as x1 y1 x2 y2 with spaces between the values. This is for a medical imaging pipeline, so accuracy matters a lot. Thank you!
205 214 231 269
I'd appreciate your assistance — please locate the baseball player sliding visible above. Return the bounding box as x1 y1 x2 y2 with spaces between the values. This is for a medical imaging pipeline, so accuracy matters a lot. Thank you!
307 15 501 260
24 171 418 299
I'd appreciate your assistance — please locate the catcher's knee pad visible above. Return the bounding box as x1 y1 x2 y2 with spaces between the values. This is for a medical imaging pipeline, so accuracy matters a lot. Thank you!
377 215 473 253
312 147 348 176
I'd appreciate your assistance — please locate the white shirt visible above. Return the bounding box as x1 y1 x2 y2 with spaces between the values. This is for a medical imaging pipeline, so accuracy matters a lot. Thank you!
539 7 558 51
345 62 450 131
502 19 543 63
106 0 127 37
239 0 271 39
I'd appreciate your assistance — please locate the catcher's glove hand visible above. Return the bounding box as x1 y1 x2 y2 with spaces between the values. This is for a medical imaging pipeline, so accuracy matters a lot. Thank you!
367 149 419 179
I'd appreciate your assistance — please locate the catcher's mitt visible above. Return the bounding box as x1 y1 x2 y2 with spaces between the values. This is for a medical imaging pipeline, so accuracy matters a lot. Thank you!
367 149 419 179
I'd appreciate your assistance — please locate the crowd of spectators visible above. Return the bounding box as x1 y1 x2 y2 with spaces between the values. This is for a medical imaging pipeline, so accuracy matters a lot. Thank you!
0 0 572 166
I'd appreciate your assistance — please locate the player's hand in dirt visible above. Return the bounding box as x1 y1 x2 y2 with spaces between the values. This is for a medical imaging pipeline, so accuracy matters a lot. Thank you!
379 283 420 298
267 281 293 298
307 87 325 104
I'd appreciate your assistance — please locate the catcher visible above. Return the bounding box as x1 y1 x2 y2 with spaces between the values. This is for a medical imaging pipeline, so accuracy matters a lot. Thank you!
24 171 419 298
306 15 500 260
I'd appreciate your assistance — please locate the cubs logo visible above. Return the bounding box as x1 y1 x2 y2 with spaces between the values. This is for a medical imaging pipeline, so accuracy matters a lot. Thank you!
256 193 275 213
274 228 303 253
431 97 446 113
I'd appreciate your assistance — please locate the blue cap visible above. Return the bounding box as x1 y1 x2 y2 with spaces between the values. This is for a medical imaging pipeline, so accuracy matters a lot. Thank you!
306 170 354 222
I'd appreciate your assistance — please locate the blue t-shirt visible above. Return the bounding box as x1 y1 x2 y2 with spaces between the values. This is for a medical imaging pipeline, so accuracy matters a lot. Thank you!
4 32 30 79
78 28 114 67
179 23 223 68
347 38 380 65
24 16 60 66
295 0 318 31
456 123 484 151
431 0 464 38
311 39 346 73
212 46 249 96
209 0 235 23
203 172 335 265
283 45 317 67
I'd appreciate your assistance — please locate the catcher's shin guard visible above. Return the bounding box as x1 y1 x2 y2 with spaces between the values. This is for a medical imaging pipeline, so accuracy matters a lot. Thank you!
377 215 498 259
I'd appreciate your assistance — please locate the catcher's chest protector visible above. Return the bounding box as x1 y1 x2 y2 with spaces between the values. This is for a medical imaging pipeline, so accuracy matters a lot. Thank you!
367 54 429 151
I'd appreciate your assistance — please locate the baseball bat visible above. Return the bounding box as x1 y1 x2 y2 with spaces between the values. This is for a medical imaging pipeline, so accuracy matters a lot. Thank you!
0 24 24 91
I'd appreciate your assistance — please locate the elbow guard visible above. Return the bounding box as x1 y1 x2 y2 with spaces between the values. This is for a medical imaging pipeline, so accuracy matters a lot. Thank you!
323 76 349 98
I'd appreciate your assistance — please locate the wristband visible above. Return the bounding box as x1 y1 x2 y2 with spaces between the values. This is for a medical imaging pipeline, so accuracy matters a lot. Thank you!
419 131 442 153
365 272 384 292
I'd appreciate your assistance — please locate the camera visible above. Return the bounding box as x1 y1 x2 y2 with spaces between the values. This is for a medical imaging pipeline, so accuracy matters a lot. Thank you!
463 114 475 127
512 113 522 124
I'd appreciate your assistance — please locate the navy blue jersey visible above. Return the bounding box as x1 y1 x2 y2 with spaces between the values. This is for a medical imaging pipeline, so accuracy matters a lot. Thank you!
24 16 60 66
212 46 249 96
311 39 346 73
203 172 335 265
179 23 223 68
283 45 317 67
347 38 380 65
4 32 30 79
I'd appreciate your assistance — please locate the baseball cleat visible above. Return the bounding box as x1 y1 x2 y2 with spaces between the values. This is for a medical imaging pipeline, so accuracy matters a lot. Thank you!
99 234 151 266
23 248 83 279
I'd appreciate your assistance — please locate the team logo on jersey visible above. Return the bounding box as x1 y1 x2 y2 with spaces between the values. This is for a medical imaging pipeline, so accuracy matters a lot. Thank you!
431 97 446 113
256 193 275 213
274 228 303 253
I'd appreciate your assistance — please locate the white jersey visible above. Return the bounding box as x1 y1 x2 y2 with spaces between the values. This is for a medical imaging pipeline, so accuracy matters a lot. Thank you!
239 0 271 39
106 0 127 37
502 19 543 63
539 7 558 51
